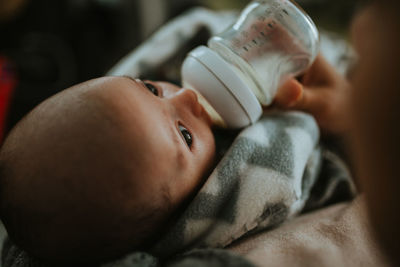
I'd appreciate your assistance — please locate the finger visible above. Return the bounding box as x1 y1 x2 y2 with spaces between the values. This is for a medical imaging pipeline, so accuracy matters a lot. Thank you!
301 54 342 86
274 78 303 108
287 86 331 115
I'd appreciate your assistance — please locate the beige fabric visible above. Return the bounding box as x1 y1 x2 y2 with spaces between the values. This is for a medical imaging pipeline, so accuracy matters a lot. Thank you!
229 196 392 267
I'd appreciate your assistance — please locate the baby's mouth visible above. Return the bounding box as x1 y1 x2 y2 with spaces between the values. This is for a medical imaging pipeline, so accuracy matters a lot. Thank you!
191 89 226 128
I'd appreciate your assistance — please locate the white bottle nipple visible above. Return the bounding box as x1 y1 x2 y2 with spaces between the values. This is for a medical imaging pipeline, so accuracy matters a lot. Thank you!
191 89 227 128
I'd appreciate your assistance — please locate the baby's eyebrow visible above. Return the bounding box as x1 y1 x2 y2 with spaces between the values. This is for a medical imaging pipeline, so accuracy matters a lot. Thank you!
122 75 140 84
121 76 149 93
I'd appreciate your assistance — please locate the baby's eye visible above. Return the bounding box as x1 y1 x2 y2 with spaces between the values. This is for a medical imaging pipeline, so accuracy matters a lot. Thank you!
144 82 159 96
178 125 193 148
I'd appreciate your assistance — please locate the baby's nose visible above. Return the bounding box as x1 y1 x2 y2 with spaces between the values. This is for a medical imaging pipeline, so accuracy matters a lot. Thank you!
170 88 202 117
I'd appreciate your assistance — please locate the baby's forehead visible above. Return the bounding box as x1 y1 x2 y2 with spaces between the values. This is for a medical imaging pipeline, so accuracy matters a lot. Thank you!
71 77 147 130
79 78 172 148
80 77 138 107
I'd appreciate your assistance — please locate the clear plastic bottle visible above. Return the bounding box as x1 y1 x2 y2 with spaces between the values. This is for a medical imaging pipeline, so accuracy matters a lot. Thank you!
182 0 319 128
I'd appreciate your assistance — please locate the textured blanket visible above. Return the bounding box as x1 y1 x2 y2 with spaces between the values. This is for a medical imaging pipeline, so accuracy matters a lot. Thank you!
151 111 322 257
1 7 356 267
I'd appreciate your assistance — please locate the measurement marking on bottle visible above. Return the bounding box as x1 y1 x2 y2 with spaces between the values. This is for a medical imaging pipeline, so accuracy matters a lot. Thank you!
243 46 249 52
252 39 257 44
282 9 289 15
264 10 272 16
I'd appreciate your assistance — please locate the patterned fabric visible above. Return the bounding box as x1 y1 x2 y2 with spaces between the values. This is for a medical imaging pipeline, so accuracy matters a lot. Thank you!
165 249 256 267
151 111 323 258
107 7 237 80
1 7 356 267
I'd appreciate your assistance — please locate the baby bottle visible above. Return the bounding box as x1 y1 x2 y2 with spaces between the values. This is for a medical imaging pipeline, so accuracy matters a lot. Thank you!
182 0 319 128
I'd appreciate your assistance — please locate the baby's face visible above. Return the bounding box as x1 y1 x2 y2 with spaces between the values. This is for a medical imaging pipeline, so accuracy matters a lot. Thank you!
89 76 216 208
0 76 216 262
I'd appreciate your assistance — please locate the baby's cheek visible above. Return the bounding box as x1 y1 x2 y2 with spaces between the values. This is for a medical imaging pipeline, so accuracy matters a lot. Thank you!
197 132 216 177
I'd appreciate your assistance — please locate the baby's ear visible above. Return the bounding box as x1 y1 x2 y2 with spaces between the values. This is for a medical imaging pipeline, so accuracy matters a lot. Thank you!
274 78 303 108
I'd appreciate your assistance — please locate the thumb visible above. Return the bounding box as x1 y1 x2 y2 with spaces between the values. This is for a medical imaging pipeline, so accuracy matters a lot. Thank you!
274 78 303 108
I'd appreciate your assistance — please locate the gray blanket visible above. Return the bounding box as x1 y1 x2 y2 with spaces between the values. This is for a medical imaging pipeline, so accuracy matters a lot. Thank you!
1 7 355 267
151 111 322 258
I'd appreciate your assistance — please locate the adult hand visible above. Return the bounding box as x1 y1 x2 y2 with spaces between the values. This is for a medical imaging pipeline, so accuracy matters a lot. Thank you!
273 54 351 135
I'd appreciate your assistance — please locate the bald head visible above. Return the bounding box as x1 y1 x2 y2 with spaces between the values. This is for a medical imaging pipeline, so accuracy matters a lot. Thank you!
0 76 215 263
0 78 168 263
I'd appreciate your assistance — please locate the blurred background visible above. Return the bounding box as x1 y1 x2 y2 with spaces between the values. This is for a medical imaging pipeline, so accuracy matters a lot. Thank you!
0 0 359 141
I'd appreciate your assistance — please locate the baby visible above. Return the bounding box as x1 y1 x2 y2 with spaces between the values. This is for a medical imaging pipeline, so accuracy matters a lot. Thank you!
0 63 318 264
0 76 218 264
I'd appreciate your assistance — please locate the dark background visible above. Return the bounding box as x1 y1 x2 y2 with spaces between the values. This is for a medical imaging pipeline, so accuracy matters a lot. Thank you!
0 0 358 135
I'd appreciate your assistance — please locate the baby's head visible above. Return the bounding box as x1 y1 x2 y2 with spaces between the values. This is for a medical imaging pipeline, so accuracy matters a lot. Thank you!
0 77 215 263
